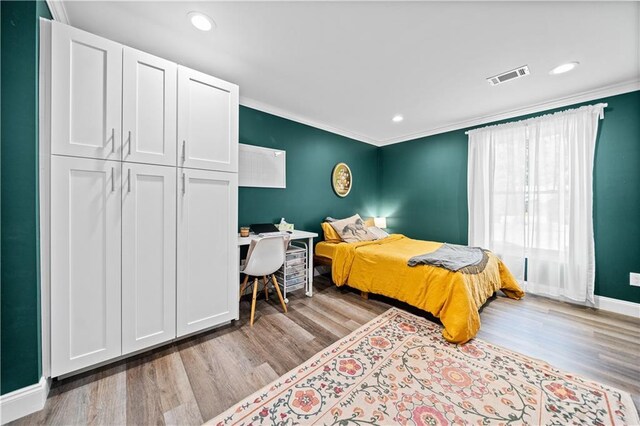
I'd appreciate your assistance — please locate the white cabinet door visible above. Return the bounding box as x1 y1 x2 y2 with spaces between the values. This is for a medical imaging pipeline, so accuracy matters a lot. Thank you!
177 66 238 172
51 156 121 376
121 163 176 354
122 48 177 166
177 169 238 336
51 22 122 161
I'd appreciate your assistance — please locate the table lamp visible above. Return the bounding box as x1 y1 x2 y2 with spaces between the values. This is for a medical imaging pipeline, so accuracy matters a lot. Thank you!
374 217 387 229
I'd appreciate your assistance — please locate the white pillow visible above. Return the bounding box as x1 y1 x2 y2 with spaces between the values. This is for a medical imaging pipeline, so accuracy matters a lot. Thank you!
367 226 389 240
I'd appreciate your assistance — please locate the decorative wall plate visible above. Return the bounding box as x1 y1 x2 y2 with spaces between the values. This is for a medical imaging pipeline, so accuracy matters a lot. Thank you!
332 163 352 197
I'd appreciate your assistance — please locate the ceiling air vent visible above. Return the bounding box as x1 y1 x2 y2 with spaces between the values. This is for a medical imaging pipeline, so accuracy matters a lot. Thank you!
487 65 530 86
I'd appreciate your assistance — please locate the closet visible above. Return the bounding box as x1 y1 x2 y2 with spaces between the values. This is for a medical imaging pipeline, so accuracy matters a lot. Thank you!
42 20 239 377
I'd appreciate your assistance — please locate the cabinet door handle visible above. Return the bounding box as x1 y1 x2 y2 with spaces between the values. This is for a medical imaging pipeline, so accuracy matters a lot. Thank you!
128 130 132 156
111 128 115 154
127 168 131 193
111 167 115 192
182 172 186 194
182 140 186 163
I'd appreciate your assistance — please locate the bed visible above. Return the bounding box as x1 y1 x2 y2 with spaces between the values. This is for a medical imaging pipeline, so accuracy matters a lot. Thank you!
315 234 524 344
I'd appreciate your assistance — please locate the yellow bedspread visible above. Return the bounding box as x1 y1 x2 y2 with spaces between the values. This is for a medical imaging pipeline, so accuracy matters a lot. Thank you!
331 234 524 343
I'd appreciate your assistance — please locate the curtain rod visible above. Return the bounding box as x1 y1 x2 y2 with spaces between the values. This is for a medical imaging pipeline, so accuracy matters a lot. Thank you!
465 103 608 135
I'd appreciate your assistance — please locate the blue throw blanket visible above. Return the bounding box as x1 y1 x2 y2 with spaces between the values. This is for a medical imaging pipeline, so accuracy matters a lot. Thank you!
407 243 486 272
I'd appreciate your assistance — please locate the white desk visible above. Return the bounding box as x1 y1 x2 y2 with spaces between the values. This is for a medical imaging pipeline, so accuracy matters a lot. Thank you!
238 230 318 297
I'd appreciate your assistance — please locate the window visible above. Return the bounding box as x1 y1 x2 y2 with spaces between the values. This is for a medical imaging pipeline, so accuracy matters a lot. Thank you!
467 104 605 303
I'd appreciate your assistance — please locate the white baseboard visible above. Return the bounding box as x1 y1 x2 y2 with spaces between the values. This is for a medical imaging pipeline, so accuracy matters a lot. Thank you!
594 295 640 319
0 377 50 424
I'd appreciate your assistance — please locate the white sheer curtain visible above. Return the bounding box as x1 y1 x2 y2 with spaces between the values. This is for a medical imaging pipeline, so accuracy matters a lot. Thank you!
468 125 527 281
467 104 605 303
526 107 602 302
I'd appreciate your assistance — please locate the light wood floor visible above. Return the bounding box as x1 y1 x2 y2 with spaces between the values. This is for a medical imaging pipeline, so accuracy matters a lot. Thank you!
12 275 640 425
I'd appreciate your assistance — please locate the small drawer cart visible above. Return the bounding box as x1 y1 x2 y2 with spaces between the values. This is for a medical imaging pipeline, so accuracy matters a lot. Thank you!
275 242 308 303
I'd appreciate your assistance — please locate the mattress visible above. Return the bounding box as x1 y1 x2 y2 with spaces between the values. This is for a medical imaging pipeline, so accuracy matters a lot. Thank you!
315 241 341 260
325 234 524 343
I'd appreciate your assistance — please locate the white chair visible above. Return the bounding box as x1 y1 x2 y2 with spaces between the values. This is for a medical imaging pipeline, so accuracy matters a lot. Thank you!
240 236 288 326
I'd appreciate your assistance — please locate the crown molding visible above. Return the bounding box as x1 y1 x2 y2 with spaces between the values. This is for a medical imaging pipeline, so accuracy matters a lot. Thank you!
377 79 640 146
239 96 378 146
243 80 639 147
46 0 69 24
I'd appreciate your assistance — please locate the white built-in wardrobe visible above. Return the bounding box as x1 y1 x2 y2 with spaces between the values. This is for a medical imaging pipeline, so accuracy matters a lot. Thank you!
40 20 239 377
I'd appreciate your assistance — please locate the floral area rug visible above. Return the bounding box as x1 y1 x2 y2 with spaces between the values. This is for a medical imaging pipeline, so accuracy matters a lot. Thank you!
207 307 639 425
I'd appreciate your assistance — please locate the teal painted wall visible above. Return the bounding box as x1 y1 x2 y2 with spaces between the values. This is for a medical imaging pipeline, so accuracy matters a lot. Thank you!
592 92 640 303
379 129 469 244
238 106 380 238
1 0 51 395
380 91 640 304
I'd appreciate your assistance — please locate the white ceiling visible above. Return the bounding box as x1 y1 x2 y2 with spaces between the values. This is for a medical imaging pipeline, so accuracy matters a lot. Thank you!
57 1 639 146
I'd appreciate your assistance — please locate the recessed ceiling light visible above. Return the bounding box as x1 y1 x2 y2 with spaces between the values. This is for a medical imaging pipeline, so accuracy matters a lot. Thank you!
188 12 215 32
392 115 404 123
549 62 579 75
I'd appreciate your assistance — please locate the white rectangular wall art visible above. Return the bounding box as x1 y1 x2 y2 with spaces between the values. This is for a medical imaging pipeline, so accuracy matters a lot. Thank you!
238 143 286 188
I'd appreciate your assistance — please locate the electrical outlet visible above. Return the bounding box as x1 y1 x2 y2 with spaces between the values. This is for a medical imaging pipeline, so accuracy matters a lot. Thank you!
631 272 640 287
